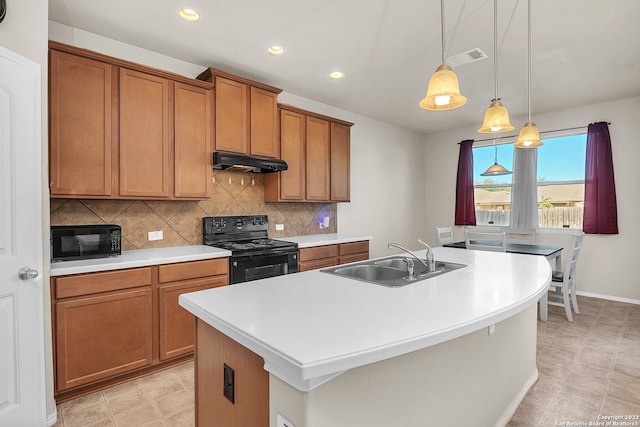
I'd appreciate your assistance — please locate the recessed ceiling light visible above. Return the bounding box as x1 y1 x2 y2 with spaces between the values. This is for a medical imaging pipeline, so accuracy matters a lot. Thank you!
268 46 285 55
329 71 344 80
179 8 200 21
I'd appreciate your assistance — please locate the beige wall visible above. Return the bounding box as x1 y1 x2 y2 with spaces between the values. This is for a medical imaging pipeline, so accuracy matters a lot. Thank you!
0 0 56 422
423 96 640 301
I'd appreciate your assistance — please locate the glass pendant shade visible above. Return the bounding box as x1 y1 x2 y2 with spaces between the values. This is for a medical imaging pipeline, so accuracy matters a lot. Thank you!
481 144 512 176
480 162 512 176
419 64 467 111
478 99 515 133
514 122 543 148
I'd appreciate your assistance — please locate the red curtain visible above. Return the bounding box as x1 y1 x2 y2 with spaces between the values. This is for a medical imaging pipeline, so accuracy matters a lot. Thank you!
455 140 476 226
583 122 618 234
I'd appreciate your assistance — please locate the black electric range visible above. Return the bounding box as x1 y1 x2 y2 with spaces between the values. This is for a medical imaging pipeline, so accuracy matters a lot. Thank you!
202 215 298 284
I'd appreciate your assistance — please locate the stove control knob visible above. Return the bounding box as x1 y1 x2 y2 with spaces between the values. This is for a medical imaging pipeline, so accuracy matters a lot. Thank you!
252 218 258 225
259 218 265 225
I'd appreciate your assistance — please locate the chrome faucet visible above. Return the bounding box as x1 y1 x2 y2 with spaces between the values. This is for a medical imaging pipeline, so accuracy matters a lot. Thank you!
388 242 433 274
402 257 415 279
417 238 436 272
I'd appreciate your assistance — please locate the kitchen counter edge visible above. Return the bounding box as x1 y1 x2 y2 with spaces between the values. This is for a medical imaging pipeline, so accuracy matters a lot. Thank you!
278 233 372 248
50 245 232 276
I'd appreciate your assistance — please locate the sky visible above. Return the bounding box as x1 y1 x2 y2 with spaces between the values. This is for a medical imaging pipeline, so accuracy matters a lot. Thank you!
472 134 587 184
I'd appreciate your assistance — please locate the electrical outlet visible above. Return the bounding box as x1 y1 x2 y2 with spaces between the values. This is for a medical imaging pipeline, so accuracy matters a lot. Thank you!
275 224 284 231
277 414 296 427
148 230 163 241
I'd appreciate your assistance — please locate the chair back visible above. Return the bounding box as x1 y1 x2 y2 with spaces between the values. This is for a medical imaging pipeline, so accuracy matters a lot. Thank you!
564 232 585 282
435 226 454 246
464 230 507 252
505 228 536 244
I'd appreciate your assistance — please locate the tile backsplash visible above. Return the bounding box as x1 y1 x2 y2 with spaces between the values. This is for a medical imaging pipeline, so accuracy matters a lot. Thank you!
50 171 337 250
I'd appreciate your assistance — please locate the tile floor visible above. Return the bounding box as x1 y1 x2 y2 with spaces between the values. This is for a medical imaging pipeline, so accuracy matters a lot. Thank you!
54 296 640 427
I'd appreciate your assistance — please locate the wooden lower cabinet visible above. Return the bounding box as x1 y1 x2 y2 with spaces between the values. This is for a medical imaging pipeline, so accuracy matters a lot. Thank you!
298 240 369 271
52 258 228 401
195 319 268 427
158 259 228 361
55 287 153 391
298 244 339 272
338 240 369 265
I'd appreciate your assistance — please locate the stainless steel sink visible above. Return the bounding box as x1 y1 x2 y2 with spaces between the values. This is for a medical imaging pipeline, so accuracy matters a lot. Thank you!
321 256 466 287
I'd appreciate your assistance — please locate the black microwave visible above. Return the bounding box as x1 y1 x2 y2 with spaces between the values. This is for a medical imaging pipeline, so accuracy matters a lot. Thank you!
51 224 122 262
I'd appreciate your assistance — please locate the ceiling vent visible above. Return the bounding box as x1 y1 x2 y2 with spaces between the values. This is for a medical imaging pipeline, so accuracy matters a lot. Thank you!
446 48 488 68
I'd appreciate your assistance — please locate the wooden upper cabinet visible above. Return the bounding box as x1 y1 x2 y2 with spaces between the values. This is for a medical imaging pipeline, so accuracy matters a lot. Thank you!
197 68 282 157
305 116 331 201
119 68 171 198
265 109 305 201
330 122 351 201
174 83 213 199
250 87 279 157
48 42 214 200
215 76 250 154
49 50 114 197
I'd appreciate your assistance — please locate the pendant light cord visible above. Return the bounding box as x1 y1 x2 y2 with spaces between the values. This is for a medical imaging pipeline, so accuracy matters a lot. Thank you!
527 0 532 123
440 0 446 64
493 0 498 100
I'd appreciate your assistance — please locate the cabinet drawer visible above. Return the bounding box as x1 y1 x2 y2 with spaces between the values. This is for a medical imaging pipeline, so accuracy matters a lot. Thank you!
339 241 369 256
55 267 152 299
299 257 338 272
299 245 338 262
158 258 228 283
339 253 369 265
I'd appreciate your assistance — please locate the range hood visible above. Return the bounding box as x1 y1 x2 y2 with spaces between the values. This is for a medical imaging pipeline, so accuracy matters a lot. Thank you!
212 151 288 173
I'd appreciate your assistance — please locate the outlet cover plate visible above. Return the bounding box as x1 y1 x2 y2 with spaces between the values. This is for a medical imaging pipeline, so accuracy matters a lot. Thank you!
148 230 163 241
275 224 284 231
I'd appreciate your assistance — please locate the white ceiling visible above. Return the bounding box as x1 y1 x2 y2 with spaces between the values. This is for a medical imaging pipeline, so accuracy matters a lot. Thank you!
49 0 640 135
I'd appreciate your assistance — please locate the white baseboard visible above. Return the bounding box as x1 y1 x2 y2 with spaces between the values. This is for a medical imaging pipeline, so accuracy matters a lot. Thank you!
46 411 57 427
494 369 538 427
577 291 640 305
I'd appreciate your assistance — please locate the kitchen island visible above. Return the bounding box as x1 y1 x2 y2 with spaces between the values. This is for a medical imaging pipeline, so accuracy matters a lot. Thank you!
179 246 551 427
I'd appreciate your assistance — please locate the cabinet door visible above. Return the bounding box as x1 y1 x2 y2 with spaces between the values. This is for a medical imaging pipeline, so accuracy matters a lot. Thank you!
174 82 213 199
279 109 306 200
330 122 350 201
159 276 227 361
215 76 249 154
49 50 113 197
305 116 331 201
55 288 153 391
119 68 171 198
250 87 279 157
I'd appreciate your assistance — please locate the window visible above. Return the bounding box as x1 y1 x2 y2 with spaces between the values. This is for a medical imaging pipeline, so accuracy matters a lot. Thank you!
472 133 587 229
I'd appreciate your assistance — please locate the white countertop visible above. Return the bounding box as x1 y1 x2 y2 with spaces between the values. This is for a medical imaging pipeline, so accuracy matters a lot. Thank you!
50 245 231 276
179 247 551 392
279 233 372 248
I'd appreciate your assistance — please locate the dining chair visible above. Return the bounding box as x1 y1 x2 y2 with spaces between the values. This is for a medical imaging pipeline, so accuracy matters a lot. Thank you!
464 230 507 252
435 226 454 246
547 232 584 322
505 228 537 244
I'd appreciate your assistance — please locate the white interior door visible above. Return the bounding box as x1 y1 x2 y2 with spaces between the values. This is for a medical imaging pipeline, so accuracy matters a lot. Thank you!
0 45 46 426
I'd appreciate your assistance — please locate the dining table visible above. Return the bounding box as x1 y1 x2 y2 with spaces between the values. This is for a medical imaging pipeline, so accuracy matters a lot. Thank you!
443 241 564 270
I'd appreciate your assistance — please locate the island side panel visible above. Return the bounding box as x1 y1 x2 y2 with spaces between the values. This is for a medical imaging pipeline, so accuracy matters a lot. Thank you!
269 305 538 427
195 318 269 427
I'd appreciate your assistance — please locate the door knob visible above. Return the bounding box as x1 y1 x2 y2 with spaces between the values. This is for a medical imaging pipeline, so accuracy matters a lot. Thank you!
18 267 39 280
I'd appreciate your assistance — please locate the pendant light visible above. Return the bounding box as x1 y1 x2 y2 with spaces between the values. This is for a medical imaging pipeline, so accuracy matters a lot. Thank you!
481 139 512 176
514 0 543 148
478 0 514 133
419 0 467 111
